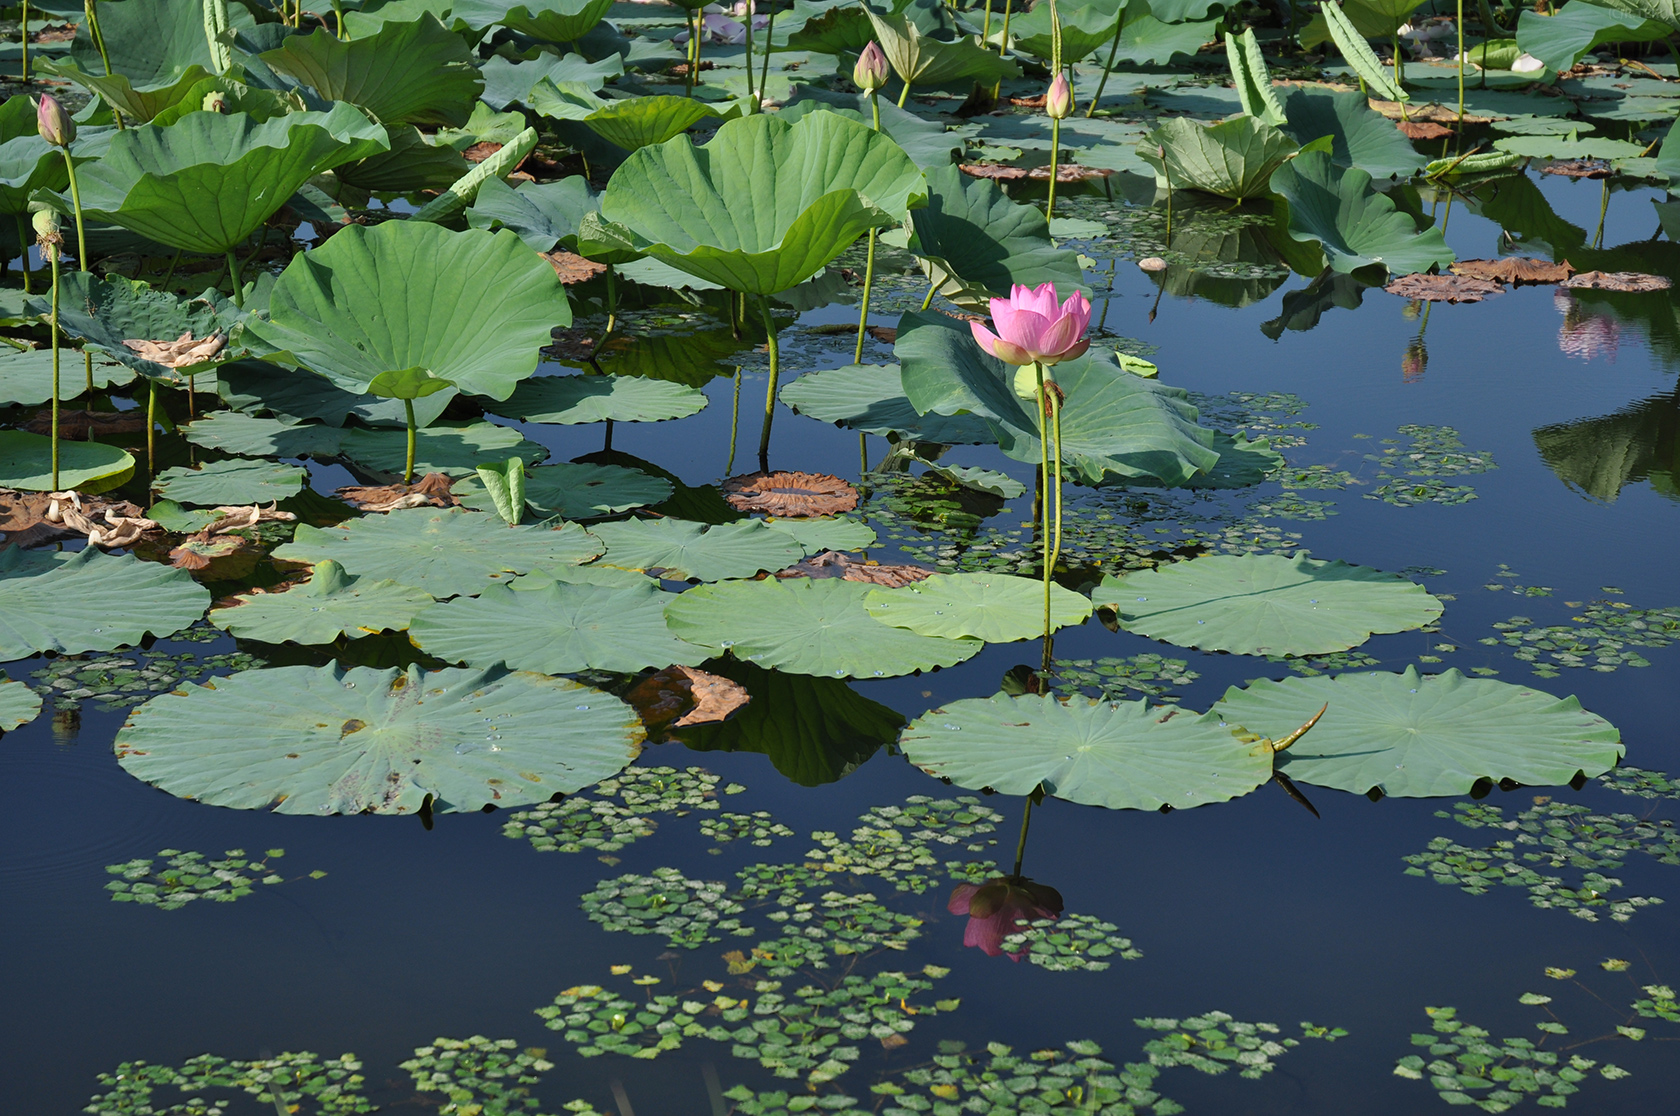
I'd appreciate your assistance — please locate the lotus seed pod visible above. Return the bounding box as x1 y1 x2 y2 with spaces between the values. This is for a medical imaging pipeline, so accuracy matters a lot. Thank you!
854 41 890 93
31 206 61 239
1045 73 1074 120
35 94 75 147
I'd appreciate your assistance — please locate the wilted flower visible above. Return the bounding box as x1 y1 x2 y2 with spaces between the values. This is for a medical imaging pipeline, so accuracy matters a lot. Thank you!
854 41 890 93
948 876 1064 959
30 205 60 245
1046 72 1073 120
1555 289 1621 362
35 94 74 147
970 282 1091 367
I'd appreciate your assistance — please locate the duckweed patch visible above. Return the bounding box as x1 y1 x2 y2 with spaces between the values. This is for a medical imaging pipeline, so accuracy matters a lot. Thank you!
104 848 322 909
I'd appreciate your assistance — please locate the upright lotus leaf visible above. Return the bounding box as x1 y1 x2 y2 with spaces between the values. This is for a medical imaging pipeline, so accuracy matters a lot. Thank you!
778 89 962 170
865 6 1020 92
1271 151 1453 276
1302 0 1428 44
907 163 1087 312
153 459 307 506
1516 4 1670 74
581 96 728 152
245 222 567 401
779 363 998 444
1093 553 1444 657
664 577 982 679
466 176 598 251
1226 27 1287 126
1319 0 1407 102
1007 1 1124 62
411 580 711 673
25 273 243 383
114 664 645 815
1583 0 1680 30
495 374 708 424
1213 668 1625 797
0 548 208 659
1280 88 1427 181
895 311 1218 486
899 694 1274 810
74 105 391 255
588 518 805 582
259 15 483 127
209 560 435 645
865 573 1093 643
587 110 927 295
1113 16 1221 65
453 0 617 43
0 676 42 733
454 462 673 519
0 430 136 492
273 507 603 599
1139 116 1300 201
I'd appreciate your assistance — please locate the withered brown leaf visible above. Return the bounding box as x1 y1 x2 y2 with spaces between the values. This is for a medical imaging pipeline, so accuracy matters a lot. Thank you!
1451 258 1574 284
722 471 858 517
1384 273 1504 303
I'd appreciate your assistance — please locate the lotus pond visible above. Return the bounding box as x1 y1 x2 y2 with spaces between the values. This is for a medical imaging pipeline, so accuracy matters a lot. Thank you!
3 0 1680 1113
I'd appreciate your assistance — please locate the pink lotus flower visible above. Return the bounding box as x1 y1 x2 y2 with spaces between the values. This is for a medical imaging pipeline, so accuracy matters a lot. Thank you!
1046 72 1073 120
970 282 1091 367
947 875 1064 959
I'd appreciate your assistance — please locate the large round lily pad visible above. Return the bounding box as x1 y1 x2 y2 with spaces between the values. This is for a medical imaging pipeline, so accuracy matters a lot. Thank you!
0 675 42 732
455 462 673 520
589 518 805 582
209 560 435 645
273 507 602 599
1092 552 1443 657
410 580 709 674
0 548 209 659
865 572 1092 643
114 664 645 815
495 374 708 424
153 459 308 507
899 694 1273 810
1212 667 1625 797
0 346 132 406
664 577 982 678
183 412 549 477
0 430 136 493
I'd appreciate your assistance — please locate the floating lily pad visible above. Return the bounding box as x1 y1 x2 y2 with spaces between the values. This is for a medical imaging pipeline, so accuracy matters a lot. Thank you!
152 459 308 507
1092 553 1444 657
410 580 710 673
864 572 1092 643
183 412 549 478
0 430 136 493
899 694 1271 810
0 675 42 732
209 560 434 645
455 462 673 520
589 518 804 582
115 663 644 814
779 363 998 444
762 516 878 554
0 548 209 660
494 374 708 424
274 507 602 599
665 577 982 679
1213 667 1625 796
0 347 133 406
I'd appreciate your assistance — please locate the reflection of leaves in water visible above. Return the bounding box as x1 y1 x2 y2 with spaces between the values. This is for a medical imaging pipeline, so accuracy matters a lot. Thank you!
1261 269 1374 338
29 630 260 714
1533 390 1679 504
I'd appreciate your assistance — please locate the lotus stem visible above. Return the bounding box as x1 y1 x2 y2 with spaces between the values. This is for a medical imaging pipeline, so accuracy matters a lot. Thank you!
759 0 775 101
1011 793 1035 877
14 213 29 294
20 0 28 82
999 0 1013 55
146 378 157 478
982 0 993 42
743 0 757 106
225 249 244 308
85 0 112 77
1594 178 1609 249
756 294 778 470
686 9 698 96
897 79 912 108
160 247 182 291
726 366 740 475
852 91 882 367
1456 0 1464 123
48 236 59 491
859 432 868 478
60 150 88 273
1047 116 1061 221
693 7 704 86
605 264 617 335
920 281 935 310
403 397 417 484
1087 7 1127 117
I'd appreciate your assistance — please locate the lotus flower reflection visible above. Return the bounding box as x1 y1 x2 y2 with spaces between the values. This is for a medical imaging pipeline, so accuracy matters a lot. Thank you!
948 875 1064 959
970 282 1092 368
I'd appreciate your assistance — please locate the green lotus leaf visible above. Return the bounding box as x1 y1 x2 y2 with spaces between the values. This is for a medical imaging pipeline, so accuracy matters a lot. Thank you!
454 462 673 519
114 663 644 814
466 175 597 251
1301 0 1428 47
589 518 804 582
246 222 566 401
899 694 1273 810
0 346 133 405
1092 552 1443 657
673 660 903 786
589 112 928 295
664 577 982 678
786 3 876 53
762 516 877 554
478 51 625 111
453 0 616 43
1584 0 1680 31
1516 3 1670 74
1172 432 1284 489
581 96 726 152
184 410 345 460
152 459 308 506
895 310 1219 486
0 95 71 216
148 77 299 128
1226 26 1288 126
335 125 473 193
1212 667 1625 797
411 579 710 673
865 6 1021 90
495 374 708 424
778 90 963 170
1493 132 1648 162
0 548 208 659
183 413 549 477
0 676 42 733
274 507 602 598
864 572 1092 643
259 15 483 127
1270 150 1455 276
907 163 1087 312
1006 1 1123 62
1139 115 1300 200
0 430 136 493
780 363 997 443
29 272 242 382
209 560 435 645
368 367 457 400
1114 16 1220 65
1280 88 1427 181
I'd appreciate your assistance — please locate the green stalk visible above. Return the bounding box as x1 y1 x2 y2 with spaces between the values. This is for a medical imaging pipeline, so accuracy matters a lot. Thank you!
146 378 157 478
756 294 779 470
852 91 882 366
1456 0 1465 123
1047 380 1063 634
20 0 28 83
896 79 912 107
686 8 698 97
1047 116 1061 221
1086 6 1127 117
14 213 28 294
693 5 704 85
1035 361 1051 664
859 432 868 478
403 397 417 484
743 0 757 106
759 0 776 100
982 0 993 41
920 281 936 310
48 236 59 491
1011 794 1035 877
999 0 1013 54
85 0 112 76
726 367 741 475
60 149 87 273
225 248 244 307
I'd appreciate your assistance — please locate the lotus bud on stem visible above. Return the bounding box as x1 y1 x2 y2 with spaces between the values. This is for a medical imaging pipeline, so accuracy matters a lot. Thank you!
852 42 889 368
33 205 61 490
1045 72 1072 220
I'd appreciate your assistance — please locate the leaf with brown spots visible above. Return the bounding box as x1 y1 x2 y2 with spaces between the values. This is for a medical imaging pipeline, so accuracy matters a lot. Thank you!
1562 270 1673 292
335 473 458 512
168 534 260 579
722 471 858 517
1451 258 1574 284
779 549 933 587
1384 273 1504 302
543 250 609 285
121 331 226 369
960 162 1028 180
1397 120 1453 140
623 664 750 730
1541 159 1612 179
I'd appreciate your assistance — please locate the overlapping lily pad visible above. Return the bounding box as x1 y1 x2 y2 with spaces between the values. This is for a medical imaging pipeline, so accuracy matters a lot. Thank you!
495 374 708 424
779 364 998 444
0 675 42 732
1092 553 1444 657
152 459 307 507
864 572 1092 643
114 663 645 814
665 577 982 678
183 412 548 477
0 347 133 406
899 694 1273 810
1213 667 1625 796
209 560 434 645
456 462 673 520
589 518 804 582
0 548 208 659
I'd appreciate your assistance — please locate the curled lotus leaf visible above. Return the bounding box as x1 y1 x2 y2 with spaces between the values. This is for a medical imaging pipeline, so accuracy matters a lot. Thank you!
258 14 484 127
1092 553 1444 657
0 548 208 660
899 694 1274 810
1212 666 1625 797
209 560 435 645
0 675 43 732
114 663 645 815
1561 270 1673 292
152 459 307 507
589 518 805 582
273 507 603 599
1270 150 1456 276
1451 258 1575 284
864 572 1093 643
722 472 858 517
26 273 242 383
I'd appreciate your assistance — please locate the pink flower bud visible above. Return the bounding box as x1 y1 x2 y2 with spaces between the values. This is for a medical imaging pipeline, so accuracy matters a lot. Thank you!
36 94 75 147
854 41 890 93
1045 73 1073 120
969 282 1092 367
